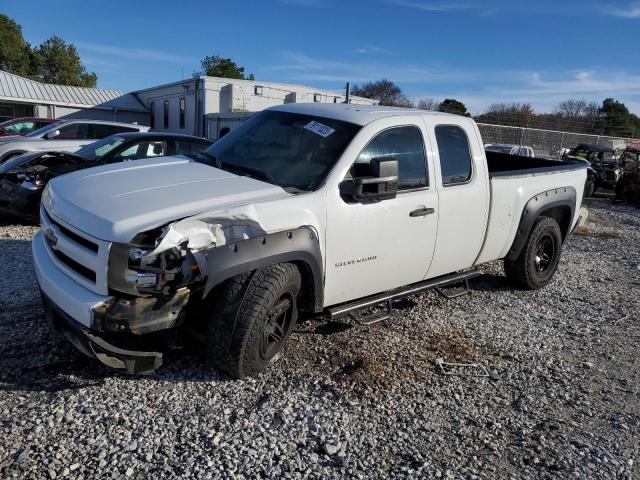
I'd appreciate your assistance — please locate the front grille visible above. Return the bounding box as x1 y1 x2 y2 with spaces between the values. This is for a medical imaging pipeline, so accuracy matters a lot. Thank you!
51 249 97 282
40 205 111 295
42 209 98 253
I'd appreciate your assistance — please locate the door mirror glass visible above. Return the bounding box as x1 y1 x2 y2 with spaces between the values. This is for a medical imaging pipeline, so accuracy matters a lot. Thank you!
340 158 398 202
45 129 60 139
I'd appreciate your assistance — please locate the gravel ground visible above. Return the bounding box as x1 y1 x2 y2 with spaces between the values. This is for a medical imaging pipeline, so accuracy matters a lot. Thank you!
0 197 639 479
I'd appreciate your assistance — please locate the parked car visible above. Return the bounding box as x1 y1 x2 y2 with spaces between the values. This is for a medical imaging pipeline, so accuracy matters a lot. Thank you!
33 104 586 377
614 147 640 201
0 117 59 137
0 132 212 221
485 143 535 157
0 119 149 163
563 143 621 193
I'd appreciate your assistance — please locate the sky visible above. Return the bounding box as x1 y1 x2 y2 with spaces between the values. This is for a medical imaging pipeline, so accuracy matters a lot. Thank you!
4 0 640 115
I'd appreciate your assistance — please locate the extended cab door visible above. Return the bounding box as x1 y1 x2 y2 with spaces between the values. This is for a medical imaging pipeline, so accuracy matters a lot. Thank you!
323 118 439 306
423 118 490 278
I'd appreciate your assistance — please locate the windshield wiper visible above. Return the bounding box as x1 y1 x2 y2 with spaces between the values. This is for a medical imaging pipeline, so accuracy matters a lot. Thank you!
219 162 277 185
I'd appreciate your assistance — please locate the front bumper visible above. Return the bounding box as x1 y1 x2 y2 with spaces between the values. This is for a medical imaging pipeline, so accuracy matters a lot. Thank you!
42 292 162 374
0 178 40 220
33 230 190 373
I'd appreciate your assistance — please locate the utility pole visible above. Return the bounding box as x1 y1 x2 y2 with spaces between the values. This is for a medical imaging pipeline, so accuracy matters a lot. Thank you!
345 82 350 104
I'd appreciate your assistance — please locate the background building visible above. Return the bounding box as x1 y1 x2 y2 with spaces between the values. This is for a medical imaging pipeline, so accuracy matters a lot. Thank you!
133 76 377 139
0 71 148 124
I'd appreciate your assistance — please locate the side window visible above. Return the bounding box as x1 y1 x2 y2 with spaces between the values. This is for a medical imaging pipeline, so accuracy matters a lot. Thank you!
163 100 169 129
174 140 209 157
118 141 167 160
56 123 90 140
94 124 139 139
5 121 35 134
355 126 428 190
179 98 186 129
435 125 472 185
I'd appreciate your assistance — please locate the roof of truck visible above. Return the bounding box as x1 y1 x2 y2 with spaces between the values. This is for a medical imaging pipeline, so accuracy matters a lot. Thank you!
269 103 462 126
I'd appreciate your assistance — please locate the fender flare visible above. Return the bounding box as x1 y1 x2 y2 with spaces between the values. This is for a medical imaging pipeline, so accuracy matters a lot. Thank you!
202 226 324 312
506 186 576 261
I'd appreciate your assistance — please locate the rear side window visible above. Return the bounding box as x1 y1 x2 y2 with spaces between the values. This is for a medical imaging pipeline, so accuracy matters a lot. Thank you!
174 139 210 158
355 126 428 190
435 125 472 185
93 124 139 139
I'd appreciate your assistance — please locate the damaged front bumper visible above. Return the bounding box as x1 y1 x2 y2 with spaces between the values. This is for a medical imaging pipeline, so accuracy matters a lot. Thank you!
0 178 40 220
33 231 190 374
42 292 163 374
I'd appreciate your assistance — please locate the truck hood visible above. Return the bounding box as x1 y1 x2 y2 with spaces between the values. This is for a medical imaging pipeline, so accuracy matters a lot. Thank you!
45 156 291 242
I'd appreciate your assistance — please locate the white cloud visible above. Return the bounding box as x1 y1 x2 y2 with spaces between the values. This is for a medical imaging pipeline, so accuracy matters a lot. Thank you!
269 51 640 114
388 0 499 15
606 2 640 17
75 42 198 64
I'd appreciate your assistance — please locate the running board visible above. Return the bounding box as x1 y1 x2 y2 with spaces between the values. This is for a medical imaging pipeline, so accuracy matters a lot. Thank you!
327 270 482 324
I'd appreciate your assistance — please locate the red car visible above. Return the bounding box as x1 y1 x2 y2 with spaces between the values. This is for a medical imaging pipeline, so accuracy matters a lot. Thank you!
0 117 59 137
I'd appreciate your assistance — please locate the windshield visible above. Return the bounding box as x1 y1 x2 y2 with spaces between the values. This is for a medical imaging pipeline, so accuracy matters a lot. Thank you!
198 111 361 191
25 121 62 138
75 135 127 161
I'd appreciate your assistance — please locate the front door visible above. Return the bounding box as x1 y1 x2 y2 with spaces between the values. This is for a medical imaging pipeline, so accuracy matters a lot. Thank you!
324 122 439 306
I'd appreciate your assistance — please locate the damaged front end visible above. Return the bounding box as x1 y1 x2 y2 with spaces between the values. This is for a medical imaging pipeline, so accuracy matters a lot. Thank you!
0 152 87 220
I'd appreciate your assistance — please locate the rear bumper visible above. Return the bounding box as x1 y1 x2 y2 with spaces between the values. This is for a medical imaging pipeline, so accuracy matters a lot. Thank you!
42 292 162 374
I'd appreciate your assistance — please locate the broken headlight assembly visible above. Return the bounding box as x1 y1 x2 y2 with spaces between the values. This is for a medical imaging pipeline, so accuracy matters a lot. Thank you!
108 228 200 296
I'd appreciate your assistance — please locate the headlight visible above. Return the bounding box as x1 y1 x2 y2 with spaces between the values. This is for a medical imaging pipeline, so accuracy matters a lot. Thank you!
108 241 198 296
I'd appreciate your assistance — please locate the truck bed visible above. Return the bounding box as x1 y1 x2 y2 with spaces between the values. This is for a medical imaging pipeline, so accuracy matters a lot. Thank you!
486 151 585 177
475 151 587 264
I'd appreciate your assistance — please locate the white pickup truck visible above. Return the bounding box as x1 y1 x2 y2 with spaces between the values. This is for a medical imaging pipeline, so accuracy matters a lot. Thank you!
32 104 586 377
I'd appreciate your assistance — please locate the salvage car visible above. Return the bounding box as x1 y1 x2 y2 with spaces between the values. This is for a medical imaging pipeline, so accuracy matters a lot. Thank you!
0 117 59 137
563 143 621 193
32 104 586 377
0 119 149 163
614 147 640 201
0 132 212 221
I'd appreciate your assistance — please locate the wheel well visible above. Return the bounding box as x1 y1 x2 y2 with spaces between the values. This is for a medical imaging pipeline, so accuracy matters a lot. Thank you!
291 260 317 314
539 206 572 240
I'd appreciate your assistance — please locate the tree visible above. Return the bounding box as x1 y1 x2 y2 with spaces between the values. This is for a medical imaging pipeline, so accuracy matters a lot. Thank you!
417 98 438 111
438 98 469 116
195 55 246 79
31 36 97 87
476 102 534 127
0 14 33 77
597 98 637 137
351 79 413 107
555 99 588 118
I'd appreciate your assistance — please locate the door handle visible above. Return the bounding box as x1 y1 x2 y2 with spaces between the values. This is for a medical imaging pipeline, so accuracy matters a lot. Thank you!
409 207 435 217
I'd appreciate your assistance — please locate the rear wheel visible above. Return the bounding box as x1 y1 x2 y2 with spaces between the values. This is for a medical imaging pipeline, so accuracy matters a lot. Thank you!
206 263 301 378
504 216 562 290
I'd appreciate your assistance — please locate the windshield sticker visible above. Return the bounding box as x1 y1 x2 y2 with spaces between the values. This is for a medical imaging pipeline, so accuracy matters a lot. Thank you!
304 121 335 138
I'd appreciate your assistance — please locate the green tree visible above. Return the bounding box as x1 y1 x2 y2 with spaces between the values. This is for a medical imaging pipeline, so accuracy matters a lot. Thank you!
438 98 469 116
0 14 33 77
31 36 97 87
597 98 637 137
195 55 246 79
351 79 413 107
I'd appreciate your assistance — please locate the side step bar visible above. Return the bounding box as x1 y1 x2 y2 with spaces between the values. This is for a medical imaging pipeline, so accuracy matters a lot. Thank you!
327 270 482 324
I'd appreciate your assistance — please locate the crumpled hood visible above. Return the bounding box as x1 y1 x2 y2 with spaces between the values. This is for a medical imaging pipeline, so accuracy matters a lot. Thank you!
45 156 291 242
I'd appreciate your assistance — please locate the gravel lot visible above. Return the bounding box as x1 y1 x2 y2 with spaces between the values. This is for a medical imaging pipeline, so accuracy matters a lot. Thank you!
0 197 638 479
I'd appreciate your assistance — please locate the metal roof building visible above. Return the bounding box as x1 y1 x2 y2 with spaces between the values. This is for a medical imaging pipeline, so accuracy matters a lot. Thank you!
0 70 148 124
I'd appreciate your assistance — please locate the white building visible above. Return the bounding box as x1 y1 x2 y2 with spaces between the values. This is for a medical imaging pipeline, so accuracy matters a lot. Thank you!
133 76 377 139
0 70 148 124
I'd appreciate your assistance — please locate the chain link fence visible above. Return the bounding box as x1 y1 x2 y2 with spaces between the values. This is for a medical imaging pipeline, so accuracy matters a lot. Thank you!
477 123 636 159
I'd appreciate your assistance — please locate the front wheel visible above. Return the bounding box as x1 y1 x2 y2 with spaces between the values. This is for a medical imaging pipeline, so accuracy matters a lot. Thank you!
504 216 563 290
206 263 301 378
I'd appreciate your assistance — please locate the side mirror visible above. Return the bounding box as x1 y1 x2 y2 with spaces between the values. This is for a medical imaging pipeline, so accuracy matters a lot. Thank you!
45 130 60 139
340 158 398 202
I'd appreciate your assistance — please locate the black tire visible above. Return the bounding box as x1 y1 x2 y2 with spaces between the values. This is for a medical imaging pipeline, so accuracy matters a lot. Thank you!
583 179 595 198
206 263 301 378
504 216 563 290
